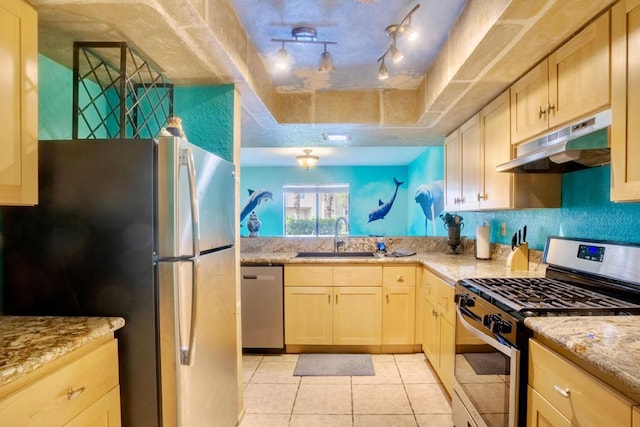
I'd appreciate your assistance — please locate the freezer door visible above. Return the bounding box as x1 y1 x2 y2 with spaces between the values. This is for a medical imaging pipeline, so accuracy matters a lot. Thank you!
157 136 235 257
157 248 238 427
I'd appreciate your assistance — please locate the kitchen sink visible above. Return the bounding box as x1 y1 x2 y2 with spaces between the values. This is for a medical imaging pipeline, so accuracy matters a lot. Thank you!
295 251 377 258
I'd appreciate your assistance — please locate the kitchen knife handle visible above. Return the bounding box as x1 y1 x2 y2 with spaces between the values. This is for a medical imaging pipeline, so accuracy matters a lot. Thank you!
518 230 521 246
523 225 527 243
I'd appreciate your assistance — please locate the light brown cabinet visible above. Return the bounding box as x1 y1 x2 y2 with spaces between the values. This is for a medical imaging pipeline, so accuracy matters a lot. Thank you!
421 269 455 396
284 265 383 346
511 12 610 145
0 338 121 426
444 114 481 211
480 91 561 210
634 406 640 427
528 339 634 427
381 266 416 346
0 0 38 205
611 0 640 201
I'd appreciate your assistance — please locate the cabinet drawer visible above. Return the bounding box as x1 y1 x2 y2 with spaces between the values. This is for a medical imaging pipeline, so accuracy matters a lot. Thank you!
285 265 333 286
383 266 415 287
333 265 382 286
0 339 119 426
528 339 632 426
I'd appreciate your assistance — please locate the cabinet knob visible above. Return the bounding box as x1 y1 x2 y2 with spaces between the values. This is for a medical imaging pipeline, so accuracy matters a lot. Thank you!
477 193 487 201
547 102 556 115
553 385 570 398
386 294 389 303
396 275 404 282
67 387 86 400
538 105 547 119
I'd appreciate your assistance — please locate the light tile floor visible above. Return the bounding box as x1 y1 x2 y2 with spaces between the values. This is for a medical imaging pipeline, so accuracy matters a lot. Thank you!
239 353 453 427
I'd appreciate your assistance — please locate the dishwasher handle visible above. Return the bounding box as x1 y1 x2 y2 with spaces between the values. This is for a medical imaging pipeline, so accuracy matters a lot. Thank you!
242 274 278 281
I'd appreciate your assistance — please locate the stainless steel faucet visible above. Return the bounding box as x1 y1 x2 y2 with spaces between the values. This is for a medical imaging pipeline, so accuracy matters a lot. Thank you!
334 216 350 252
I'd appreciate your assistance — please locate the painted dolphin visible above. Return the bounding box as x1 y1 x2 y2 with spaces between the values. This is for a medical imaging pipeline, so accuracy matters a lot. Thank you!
368 177 404 223
240 189 272 222
415 180 444 235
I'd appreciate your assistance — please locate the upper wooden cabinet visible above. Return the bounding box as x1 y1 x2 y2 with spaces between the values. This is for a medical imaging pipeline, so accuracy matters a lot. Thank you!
480 91 561 210
445 92 561 211
511 12 610 145
611 0 640 201
0 0 37 205
444 114 481 211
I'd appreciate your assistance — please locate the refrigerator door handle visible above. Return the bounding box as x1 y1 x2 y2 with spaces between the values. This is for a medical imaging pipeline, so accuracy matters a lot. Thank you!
180 259 199 366
181 147 201 256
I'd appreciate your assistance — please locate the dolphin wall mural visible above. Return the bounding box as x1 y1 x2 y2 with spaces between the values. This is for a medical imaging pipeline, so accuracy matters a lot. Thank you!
240 189 272 222
368 177 404 223
414 180 444 236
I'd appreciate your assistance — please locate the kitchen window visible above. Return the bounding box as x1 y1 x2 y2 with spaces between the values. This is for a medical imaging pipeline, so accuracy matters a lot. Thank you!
283 184 349 236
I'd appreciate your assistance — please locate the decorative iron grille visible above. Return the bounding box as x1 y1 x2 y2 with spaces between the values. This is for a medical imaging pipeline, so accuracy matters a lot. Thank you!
73 41 174 139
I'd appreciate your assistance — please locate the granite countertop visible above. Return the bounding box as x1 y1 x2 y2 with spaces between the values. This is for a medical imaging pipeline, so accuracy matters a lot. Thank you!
525 316 640 399
0 316 125 388
241 251 546 284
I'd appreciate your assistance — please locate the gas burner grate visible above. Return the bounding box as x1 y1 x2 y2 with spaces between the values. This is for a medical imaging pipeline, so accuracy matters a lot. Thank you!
460 277 640 314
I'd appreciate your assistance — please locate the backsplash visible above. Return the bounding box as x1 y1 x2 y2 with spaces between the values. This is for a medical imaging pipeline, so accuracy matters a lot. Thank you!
240 236 543 265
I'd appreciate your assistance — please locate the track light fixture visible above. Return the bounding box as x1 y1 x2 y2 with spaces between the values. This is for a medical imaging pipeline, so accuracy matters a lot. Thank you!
377 3 420 80
272 27 337 72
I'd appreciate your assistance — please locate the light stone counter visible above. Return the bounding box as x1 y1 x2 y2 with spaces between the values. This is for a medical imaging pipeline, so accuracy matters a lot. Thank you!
525 316 640 401
0 316 125 387
240 251 546 284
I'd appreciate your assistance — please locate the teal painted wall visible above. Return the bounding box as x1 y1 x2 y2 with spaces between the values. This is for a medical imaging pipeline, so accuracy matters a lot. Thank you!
407 146 446 237
460 165 640 250
36 55 640 251
174 85 235 162
240 166 408 237
37 55 235 162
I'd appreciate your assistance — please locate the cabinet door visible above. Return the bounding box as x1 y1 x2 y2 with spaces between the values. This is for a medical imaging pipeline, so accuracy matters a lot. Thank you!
548 12 610 128
0 0 37 205
439 316 455 396
611 0 640 201
65 387 121 427
444 129 461 211
333 286 382 345
527 387 573 427
382 285 415 345
510 61 549 144
459 114 481 211
480 91 512 210
422 297 439 366
284 287 333 345
633 406 640 427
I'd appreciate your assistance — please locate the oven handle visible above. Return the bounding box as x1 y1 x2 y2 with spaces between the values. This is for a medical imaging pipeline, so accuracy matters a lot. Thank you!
456 305 517 357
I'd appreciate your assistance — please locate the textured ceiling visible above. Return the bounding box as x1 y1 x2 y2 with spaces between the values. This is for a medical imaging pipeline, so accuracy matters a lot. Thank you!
30 0 616 166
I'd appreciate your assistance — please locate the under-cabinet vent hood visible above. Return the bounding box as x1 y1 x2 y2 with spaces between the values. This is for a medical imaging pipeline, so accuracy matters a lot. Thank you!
496 109 611 173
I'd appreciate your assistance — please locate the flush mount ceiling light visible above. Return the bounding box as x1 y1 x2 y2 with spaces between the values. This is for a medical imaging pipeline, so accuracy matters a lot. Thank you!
322 133 351 142
377 3 420 80
272 27 337 72
296 149 319 170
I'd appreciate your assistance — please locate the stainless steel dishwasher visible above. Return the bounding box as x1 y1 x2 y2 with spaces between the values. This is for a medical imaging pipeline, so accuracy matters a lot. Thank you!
241 265 284 352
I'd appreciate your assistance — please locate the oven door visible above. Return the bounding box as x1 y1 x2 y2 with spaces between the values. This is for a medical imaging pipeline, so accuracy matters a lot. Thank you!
453 302 519 427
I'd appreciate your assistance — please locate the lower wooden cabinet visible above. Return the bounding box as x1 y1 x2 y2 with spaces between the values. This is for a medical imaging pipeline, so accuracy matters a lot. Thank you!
528 339 634 427
421 269 455 395
634 406 640 427
382 266 416 346
0 338 121 426
527 386 573 427
284 264 383 346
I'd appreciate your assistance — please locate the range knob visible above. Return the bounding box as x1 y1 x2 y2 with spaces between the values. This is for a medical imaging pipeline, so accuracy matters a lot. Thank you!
483 314 512 334
455 293 475 308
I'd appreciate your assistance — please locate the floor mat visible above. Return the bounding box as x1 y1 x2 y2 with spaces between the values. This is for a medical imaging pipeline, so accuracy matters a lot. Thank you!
293 353 375 376
463 352 510 376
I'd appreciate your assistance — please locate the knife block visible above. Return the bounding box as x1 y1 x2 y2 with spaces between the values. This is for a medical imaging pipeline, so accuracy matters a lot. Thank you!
507 243 529 271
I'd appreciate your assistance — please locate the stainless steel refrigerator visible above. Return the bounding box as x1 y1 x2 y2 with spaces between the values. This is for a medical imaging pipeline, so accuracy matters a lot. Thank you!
1 136 239 427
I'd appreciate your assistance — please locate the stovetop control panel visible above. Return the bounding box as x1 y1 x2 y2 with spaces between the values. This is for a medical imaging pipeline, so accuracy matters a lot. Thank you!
577 244 605 262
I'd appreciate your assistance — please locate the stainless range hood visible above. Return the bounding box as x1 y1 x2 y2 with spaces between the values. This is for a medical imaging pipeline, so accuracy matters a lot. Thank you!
496 109 611 173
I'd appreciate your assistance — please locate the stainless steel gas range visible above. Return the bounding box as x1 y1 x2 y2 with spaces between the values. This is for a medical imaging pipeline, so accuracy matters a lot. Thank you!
452 236 640 427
